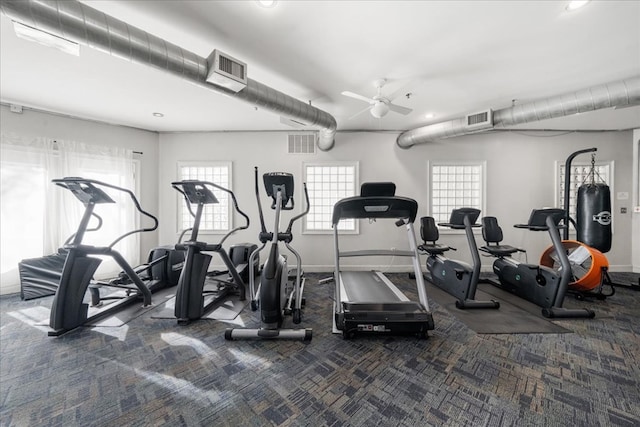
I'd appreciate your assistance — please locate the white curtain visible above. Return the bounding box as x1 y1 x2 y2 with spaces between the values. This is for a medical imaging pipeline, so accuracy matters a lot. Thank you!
0 134 137 294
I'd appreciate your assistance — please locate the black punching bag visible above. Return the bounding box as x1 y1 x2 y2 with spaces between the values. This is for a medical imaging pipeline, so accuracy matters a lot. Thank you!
576 183 612 253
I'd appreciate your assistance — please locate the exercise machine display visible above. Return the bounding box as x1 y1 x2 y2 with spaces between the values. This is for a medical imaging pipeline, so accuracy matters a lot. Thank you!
419 208 499 309
172 180 257 325
49 177 184 336
225 168 311 341
332 182 434 339
480 208 595 319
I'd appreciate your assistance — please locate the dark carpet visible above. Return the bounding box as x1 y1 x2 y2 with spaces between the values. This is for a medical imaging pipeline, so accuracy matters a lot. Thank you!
1 272 639 426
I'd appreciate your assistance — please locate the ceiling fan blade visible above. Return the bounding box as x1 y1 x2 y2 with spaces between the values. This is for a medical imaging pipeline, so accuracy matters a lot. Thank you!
386 79 416 102
388 102 413 115
348 105 373 120
341 91 374 104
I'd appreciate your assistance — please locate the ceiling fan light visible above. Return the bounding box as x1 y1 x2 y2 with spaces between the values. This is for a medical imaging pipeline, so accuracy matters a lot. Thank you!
370 102 389 118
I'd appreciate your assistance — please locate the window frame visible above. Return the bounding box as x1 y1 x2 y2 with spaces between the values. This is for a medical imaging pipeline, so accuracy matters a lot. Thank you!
428 160 487 232
302 161 360 234
176 161 233 235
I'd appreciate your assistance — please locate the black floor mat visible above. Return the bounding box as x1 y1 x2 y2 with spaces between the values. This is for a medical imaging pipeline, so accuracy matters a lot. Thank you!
427 284 571 334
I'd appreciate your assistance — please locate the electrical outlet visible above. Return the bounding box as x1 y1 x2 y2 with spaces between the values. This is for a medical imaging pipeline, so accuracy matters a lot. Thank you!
621 207 627 214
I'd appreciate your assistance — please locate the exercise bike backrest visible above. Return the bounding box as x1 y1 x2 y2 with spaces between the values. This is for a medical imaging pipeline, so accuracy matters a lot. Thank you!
420 217 440 244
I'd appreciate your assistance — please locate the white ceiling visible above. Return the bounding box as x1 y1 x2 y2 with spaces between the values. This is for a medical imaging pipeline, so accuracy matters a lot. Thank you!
1 0 639 136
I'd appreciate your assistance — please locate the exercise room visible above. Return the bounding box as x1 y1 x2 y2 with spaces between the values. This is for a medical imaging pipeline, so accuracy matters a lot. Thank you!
1 1 639 425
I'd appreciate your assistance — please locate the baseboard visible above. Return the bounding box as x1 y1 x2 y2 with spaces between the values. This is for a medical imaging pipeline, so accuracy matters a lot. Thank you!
0 283 20 297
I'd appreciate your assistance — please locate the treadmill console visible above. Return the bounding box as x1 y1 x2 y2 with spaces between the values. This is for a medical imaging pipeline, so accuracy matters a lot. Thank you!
361 182 396 197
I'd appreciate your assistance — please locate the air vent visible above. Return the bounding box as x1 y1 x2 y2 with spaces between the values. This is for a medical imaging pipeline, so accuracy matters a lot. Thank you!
287 134 316 154
206 49 247 92
465 109 493 130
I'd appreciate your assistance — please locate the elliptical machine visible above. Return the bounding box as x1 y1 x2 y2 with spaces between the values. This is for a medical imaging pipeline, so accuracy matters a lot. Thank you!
225 168 311 341
419 208 500 309
49 177 184 336
480 208 595 319
171 180 257 325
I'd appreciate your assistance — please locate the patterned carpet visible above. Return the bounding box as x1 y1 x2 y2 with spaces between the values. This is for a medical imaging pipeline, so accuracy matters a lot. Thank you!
1 272 639 427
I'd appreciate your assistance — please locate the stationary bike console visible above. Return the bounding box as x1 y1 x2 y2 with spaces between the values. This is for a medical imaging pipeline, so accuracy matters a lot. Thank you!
514 208 565 231
264 172 294 210
439 207 481 230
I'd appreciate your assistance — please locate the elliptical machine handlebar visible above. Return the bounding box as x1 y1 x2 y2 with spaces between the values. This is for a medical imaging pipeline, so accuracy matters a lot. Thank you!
285 182 309 236
53 177 158 248
254 168 309 243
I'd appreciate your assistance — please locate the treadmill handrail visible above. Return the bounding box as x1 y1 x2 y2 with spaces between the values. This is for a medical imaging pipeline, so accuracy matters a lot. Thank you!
332 196 418 225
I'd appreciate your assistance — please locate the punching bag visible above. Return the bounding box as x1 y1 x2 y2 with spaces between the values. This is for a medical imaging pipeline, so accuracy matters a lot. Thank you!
576 183 612 253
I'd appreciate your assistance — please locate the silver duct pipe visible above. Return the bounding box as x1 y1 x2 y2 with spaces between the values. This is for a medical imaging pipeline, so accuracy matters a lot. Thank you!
1 0 337 150
397 75 640 149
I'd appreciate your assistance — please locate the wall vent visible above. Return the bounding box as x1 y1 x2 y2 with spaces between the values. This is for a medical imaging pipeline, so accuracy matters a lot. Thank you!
465 109 493 130
287 133 316 154
206 50 247 92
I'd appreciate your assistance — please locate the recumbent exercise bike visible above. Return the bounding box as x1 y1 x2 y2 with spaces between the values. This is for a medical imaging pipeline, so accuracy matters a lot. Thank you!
479 208 595 319
419 208 499 309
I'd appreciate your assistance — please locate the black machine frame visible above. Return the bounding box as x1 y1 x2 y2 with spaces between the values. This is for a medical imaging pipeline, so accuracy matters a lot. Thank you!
332 183 434 339
420 208 500 310
171 180 255 325
48 177 183 336
480 208 595 319
225 168 311 341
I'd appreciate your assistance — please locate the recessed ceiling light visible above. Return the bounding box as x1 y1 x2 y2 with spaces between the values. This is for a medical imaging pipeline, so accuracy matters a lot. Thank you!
256 0 277 8
425 113 435 119
153 112 164 117
13 21 80 56
566 0 590 11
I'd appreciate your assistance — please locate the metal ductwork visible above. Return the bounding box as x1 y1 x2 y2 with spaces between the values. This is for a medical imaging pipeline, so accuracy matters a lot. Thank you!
397 75 640 149
0 0 337 150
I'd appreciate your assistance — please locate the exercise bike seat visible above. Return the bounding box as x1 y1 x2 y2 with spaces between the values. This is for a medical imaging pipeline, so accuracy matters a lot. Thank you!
480 216 523 257
418 216 452 255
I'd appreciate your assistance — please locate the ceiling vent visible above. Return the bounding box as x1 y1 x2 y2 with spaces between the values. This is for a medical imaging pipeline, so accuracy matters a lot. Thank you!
465 109 493 130
287 133 316 154
206 50 247 92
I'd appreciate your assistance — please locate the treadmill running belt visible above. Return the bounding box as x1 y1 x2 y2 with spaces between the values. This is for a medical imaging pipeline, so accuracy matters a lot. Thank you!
341 271 402 302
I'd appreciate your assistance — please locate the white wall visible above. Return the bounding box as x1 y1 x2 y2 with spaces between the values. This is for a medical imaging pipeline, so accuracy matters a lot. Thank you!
158 129 634 273
0 105 161 261
633 129 640 273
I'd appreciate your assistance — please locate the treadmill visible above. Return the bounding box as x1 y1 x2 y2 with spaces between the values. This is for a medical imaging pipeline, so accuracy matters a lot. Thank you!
332 182 435 339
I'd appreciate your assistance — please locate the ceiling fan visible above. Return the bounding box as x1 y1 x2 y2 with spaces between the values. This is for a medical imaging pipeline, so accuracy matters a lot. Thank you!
341 78 413 119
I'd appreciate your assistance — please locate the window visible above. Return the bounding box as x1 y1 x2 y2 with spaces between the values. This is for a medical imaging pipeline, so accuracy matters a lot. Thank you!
429 162 485 224
1 137 136 292
177 162 232 234
557 161 613 221
303 162 358 233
